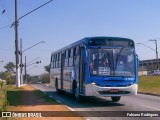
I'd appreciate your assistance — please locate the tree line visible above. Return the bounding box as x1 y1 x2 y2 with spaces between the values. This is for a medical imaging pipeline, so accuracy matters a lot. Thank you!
0 62 50 84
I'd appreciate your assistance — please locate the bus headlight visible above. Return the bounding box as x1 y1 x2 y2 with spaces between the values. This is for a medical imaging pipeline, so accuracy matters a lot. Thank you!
91 82 96 85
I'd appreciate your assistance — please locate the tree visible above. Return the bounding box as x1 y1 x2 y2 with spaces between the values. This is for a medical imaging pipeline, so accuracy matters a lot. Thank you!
44 64 50 73
3 62 16 84
40 73 50 83
4 62 15 73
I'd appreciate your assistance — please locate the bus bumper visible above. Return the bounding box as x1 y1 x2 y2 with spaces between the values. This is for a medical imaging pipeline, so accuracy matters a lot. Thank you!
85 84 138 97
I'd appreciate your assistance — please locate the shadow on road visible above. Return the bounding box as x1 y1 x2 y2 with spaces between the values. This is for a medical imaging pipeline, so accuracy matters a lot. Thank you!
45 91 125 108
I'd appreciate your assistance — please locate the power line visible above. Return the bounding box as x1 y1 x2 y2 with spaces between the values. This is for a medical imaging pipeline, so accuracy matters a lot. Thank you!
18 0 54 21
2 0 12 20
0 0 5 10
0 24 10 30
0 0 54 30
0 0 11 21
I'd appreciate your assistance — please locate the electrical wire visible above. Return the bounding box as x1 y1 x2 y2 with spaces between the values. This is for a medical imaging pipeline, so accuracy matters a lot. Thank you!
0 24 10 30
2 0 12 20
0 0 11 21
18 0 54 21
1 0 54 30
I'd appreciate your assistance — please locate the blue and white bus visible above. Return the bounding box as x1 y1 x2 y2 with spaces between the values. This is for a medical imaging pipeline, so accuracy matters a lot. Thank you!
50 37 139 102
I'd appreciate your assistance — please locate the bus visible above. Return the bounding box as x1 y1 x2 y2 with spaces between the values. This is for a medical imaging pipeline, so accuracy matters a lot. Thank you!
50 37 139 102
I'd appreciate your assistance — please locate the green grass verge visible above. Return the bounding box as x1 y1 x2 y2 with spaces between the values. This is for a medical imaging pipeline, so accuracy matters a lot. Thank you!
7 85 59 107
138 76 160 95
0 85 16 110
33 89 57 104
7 86 24 106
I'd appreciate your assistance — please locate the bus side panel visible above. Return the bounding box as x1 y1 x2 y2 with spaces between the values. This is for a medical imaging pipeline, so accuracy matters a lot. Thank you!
63 67 73 92
50 68 61 88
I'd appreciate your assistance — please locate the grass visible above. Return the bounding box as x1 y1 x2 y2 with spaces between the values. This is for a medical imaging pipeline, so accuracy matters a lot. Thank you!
0 85 59 110
138 76 160 95
0 85 16 111
7 86 25 106
7 85 59 106
33 89 57 104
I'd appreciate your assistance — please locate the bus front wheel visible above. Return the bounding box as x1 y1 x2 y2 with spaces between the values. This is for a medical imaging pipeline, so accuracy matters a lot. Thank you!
75 88 82 102
111 96 121 102
73 84 83 102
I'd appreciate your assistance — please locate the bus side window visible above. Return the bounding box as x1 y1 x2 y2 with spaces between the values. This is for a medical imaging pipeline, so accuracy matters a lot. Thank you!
65 51 68 67
73 47 76 56
70 49 73 57
53 55 55 68
76 46 79 56
59 53 61 68
69 49 73 66
73 47 76 66
54 54 57 68
51 56 53 68
56 54 59 68
74 46 80 66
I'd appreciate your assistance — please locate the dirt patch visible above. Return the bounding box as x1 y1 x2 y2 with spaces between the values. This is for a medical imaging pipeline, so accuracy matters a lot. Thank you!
7 85 83 120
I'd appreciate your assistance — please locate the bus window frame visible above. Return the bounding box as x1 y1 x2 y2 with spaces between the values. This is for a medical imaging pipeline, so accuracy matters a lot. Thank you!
69 48 74 67
65 50 69 67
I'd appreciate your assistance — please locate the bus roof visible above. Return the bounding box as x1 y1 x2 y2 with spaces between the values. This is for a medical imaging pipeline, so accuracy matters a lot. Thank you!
51 36 134 55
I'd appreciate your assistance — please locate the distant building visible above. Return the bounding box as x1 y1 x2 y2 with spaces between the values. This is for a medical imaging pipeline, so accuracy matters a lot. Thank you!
139 58 160 75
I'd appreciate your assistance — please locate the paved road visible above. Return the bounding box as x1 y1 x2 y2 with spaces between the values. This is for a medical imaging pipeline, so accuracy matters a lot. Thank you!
33 84 160 120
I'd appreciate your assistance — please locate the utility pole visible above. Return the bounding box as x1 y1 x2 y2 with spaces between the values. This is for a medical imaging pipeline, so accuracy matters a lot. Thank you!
20 38 23 84
25 56 27 84
13 0 52 87
15 0 20 87
149 40 159 70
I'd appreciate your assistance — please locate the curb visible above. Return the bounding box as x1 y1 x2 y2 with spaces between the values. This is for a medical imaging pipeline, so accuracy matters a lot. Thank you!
138 92 160 97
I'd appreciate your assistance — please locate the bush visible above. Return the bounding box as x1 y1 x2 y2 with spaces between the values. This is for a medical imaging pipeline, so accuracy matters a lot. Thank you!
0 81 4 89
41 73 50 83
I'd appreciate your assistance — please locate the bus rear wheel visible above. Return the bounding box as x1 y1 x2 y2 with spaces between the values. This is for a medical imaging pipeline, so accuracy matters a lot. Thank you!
111 96 121 102
55 80 60 94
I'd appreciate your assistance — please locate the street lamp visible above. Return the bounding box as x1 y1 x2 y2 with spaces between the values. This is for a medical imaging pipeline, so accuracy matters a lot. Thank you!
149 40 159 70
26 66 37 83
137 42 159 70
22 41 45 53
24 56 41 84
20 40 45 85
27 66 37 72
26 57 40 65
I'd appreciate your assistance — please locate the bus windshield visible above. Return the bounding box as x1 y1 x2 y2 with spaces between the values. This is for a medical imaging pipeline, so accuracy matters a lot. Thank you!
89 48 135 76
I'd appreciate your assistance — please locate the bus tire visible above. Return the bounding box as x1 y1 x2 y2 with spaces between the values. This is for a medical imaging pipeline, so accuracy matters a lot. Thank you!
74 87 83 102
55 79 60 94
73 84 83 102
111 96 121 102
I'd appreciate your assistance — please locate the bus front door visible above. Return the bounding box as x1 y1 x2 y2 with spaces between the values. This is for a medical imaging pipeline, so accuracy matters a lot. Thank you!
79 47 86 94
61 53 65 89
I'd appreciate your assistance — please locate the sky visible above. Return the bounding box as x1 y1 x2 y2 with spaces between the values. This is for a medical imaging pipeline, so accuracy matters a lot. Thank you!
0 0 160 75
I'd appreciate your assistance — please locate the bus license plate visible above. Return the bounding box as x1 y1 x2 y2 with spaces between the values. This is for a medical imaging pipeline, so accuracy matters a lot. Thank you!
110 89 119 93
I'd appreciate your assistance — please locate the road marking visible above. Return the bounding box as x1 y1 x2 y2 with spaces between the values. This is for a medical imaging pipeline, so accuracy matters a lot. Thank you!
141 105 160 111
45 84 50 86
65 105 75 111
56 100 62 103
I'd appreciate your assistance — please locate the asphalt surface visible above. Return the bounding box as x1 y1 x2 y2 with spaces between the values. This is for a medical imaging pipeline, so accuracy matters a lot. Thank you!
32 84 160 120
